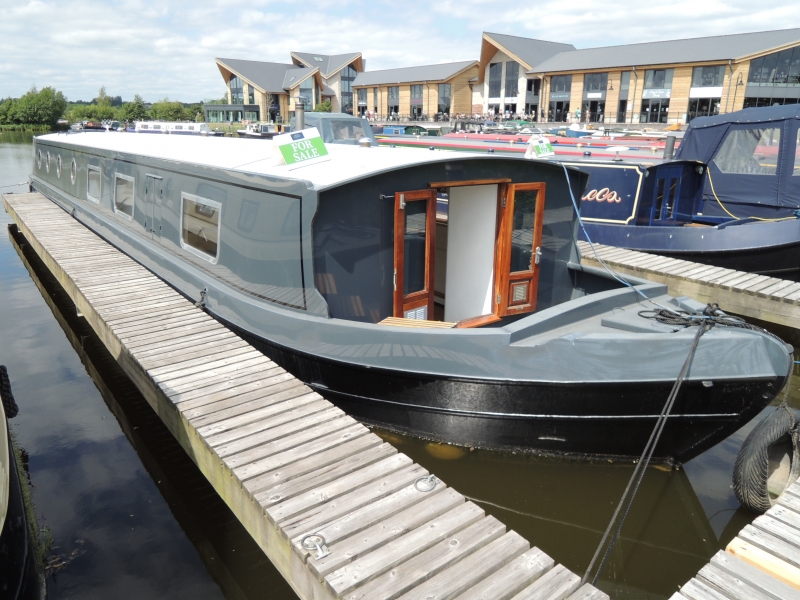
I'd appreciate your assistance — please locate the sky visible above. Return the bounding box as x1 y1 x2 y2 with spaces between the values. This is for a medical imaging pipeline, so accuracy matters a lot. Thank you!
1 0 800 103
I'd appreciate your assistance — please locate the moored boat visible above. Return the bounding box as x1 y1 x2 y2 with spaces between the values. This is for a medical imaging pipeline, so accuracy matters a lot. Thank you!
236 122 279 139
25 114 792 462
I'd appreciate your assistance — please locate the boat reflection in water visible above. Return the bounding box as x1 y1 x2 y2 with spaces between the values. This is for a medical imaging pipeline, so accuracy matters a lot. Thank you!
27 112 792 462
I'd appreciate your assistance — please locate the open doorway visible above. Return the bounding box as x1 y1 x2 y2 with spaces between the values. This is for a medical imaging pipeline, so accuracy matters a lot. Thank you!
392 181 546 327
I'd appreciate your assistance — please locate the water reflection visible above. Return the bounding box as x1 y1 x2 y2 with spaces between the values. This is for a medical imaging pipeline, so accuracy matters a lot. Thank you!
2 131 799 599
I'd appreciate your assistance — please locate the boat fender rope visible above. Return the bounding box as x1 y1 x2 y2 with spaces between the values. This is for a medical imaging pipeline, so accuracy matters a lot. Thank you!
582 321 713 586
195 287 208 309
414 474 438 492
0 365 19 418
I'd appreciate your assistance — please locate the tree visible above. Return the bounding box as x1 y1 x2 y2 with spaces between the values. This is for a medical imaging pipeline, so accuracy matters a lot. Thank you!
313 99 332 113
148 98 190 121
119 94 148 122
94 86 111 107
12 86 68 126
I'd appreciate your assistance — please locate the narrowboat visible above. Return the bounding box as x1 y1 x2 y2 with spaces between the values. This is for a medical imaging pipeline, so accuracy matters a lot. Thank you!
236 122 279 139
25 115 792 462
134 121 219 136
575 104 800 275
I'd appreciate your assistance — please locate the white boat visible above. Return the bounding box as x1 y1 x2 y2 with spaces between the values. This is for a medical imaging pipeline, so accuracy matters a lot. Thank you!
134 121 217 135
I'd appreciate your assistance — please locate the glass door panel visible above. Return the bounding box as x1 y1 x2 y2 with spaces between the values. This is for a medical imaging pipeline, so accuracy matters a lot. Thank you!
394 190 436 319
495 183 546 317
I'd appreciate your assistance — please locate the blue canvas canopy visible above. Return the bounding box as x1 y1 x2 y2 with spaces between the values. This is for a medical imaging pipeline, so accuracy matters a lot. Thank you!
675 104 800 215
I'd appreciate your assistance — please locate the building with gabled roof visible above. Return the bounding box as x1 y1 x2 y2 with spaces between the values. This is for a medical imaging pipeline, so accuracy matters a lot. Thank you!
206 52 363 123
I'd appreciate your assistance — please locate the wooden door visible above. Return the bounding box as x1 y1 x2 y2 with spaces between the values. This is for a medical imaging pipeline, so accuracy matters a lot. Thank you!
393 189 437 319
494 182 546 317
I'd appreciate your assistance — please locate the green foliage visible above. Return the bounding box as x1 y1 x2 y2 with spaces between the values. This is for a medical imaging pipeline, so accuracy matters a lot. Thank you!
148 97 193 121
67 103 119 122
0 86 67 127
118 94 148 122
313 99 332 113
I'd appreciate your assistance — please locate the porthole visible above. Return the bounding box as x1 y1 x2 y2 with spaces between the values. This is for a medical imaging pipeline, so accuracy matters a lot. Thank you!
46 152 50 173
56 155 62 178
70 159 77 184
37 149 42 169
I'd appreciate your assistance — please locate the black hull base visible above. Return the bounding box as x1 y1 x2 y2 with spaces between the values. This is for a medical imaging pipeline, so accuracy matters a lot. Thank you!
225 320 785 464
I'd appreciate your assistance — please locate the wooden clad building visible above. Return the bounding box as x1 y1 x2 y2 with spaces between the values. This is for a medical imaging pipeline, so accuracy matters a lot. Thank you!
351 61 479 120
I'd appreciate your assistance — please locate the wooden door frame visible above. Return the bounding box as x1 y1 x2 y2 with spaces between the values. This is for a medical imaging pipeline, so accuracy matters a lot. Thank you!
393 189 437 319
494 182 546 317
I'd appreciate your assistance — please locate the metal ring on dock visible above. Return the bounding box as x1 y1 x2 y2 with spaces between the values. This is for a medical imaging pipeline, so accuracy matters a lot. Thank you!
414 474 438 492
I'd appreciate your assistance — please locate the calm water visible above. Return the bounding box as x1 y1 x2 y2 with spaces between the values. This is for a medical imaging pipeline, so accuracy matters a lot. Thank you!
2 131 798 599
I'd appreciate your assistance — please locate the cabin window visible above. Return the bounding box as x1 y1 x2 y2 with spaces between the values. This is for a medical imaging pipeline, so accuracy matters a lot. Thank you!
188 125 194 130
37 149 42 170
794 129 800 176
153 124 161 130
330 120 365 141
46 152 51 173
714 127 781 175
56 155 62 178
141 124 148 129
70 159 77 185
87 166 101 203
113 174 135 218
180 193 221 262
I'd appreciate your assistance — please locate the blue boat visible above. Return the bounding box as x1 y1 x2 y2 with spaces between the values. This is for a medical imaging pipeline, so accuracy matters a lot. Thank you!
574 104 800 275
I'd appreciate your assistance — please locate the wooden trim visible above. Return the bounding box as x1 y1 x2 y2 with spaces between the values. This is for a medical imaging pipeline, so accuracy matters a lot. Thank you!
379 317 456 329
455 314 502 329
494 182 546 318
393 189 437 319
427 179 511 189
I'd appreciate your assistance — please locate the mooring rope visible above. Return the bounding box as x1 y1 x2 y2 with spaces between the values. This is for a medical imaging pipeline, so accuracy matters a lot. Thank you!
0 182 28 189
582 320 713 586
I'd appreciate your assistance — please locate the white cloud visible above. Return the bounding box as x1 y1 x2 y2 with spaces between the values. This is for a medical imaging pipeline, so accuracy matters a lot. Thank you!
0 0 798 102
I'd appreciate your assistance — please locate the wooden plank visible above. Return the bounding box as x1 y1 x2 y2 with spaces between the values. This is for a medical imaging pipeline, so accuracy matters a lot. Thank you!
759 280 797 297
379 317 457 328
177 369 293 413
712 550 800 599
742 277 785 295
690 266 731 283
268 453 414 524
698 561 776 600
211 402 342 458
280 463 429 542
323 502 484 597
154 354 268 392
396 530 529 600
765 505 800 533
726 538 800 592
307 487 463 579
256 443 400 510
343 517 507 600
509 563 581 600
243 433 385 498
679 578 732 600
738 524 800 569
234 425 374 483
138 339 253 372
182 377 307 421
452 547 554 600
566 583 609 600
752 514 800 550
148 347 263 380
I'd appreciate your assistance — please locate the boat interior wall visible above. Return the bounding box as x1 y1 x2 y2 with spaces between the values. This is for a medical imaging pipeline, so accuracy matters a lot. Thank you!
31 138 323 315
313 158 588 325
444 185 497 322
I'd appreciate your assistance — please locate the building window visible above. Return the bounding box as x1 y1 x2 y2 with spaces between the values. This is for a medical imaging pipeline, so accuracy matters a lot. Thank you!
643 69 673 89
620 71 631 91
583 72 608 92
341 64 357 115
298 77 313 106
438 83 451 115
692 66 725 87
230 75 243 104
357 88 368 116
373 88 378 112
388 86 399 115
550 75 572 94
714 127 781 175
687 98 720 122
505 62 519 97
411 85 423 102
526 79 541 95
248 87 255 104
181 192 221 262
640 99 669 123
489 63 502 98
87 165 101 203
745 47 800 107
114 174 135 219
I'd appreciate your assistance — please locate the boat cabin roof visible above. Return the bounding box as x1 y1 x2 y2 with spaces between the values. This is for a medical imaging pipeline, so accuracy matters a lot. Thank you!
37 131 578 191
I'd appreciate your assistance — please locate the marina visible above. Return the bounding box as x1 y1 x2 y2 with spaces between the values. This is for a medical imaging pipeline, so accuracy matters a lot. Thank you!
2 190 609 600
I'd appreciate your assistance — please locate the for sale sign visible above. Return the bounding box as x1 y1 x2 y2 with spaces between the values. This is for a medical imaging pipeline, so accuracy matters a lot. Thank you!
524 136 555 159
274 128 330 169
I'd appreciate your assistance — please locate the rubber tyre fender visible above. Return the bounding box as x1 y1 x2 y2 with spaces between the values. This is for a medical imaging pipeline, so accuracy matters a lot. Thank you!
733 405 800 513
0 364 18 419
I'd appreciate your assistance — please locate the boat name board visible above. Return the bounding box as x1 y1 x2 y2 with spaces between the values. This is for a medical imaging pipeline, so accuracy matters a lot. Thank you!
274 128 329 168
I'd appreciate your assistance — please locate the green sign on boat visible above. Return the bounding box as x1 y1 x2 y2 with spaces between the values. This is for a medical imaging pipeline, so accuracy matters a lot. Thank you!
274 128 329 168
